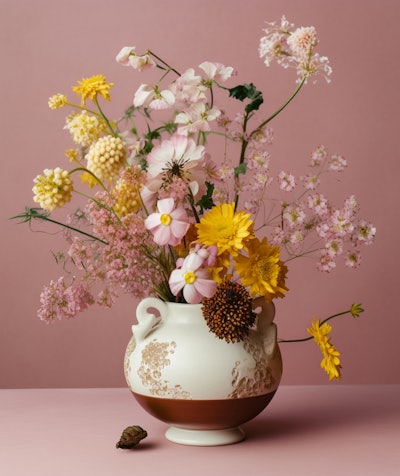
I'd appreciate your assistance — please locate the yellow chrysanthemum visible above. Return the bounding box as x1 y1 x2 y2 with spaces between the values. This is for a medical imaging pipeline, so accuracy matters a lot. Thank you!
48 94 68 109
196 203 253 257
32 167 74 211
72 74 114 105
307 319 342 381
65 112 108 147
85 135 126 185
234 237 288 301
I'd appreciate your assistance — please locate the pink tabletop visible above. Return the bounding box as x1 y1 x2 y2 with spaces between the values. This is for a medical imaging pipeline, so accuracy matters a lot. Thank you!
1 385 399 476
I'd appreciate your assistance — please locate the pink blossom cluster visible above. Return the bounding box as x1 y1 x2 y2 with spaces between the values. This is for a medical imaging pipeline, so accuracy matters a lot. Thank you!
38 277 94 322
266 146 376 271
258 15 332 83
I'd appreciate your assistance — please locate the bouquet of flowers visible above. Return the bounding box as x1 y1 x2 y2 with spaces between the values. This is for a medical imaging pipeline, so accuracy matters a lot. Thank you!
14 17 375 380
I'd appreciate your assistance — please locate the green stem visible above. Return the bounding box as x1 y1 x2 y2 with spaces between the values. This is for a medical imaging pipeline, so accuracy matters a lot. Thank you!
278 308 354 344
11 208 108 245
147 50 181 77
249 75 307 139
93 97 117 136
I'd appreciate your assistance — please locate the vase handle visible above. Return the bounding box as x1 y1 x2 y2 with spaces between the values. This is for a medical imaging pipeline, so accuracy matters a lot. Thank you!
132 297 167 343
253 297 278 358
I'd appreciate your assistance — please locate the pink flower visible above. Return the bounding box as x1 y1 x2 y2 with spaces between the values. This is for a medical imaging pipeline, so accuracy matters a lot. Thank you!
133 83 175 109
116 47 155 72
142 134 206 206
175 102 221 135
169 253 217 303
278 170 296 192
199 62 235 82
329 154 347 172
145 198 190 246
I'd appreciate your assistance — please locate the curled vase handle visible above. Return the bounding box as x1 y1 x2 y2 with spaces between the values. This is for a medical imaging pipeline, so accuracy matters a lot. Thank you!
132 297 167 343
253 297 278 358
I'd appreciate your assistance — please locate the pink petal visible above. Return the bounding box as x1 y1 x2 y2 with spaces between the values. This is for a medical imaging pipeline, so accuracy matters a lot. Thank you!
169 270 185 295
157 197 175 214
194 278 217 298
183 284 202 304
153 225 171 246
144 213 161 230
171 220 190 239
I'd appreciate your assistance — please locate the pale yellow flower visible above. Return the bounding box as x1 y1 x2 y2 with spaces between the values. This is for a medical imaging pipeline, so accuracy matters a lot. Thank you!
32 167 74 211
48 94 68 109
112 166 146 216
307 319 342 380
234 237 288 301
72 74 113 105
64 112 108 147
85 135 126 186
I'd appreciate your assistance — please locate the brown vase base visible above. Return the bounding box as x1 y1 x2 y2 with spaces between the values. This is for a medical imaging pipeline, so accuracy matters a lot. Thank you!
132 391 276 431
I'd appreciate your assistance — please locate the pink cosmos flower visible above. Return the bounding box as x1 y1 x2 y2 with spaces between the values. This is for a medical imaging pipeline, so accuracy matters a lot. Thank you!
145 198 190 246
141 134 206 206
169 252 217 304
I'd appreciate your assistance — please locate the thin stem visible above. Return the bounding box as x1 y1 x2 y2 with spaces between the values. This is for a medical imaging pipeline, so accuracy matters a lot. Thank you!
147 50 181 77
249 75 307 139
94 97 117 136
279 308 354 344
11 208 108 245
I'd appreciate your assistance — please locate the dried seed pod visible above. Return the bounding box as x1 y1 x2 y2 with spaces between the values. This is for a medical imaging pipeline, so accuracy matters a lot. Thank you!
116 425 148 449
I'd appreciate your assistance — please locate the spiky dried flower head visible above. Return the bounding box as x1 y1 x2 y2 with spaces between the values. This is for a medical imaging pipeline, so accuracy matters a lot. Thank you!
32 167 74 211
85 135 126 185
202 280 256 343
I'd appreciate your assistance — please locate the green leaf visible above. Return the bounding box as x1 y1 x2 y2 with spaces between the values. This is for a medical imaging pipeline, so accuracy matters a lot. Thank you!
196 182 215 213
234 162 247 177
229 83 264 114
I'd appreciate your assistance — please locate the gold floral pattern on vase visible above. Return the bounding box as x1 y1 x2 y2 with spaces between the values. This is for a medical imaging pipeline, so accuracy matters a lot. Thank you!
137 339 191 399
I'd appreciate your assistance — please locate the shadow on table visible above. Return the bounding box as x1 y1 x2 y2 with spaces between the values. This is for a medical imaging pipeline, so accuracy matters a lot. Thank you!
242 386 400 442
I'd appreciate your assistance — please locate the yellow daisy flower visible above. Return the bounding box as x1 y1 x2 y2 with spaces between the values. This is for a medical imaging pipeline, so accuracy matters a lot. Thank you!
307 319 342 380
196 203 253 257
234 237 288 301
72 74 114 105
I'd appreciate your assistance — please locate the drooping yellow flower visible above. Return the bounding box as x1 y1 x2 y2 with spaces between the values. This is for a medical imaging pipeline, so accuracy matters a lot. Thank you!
85 135 126 186
234 237 288 301
65 112 108 147
72 74 114 105
307 319 342 381
32 167 74 211
196 203 253 257
48 94 68 109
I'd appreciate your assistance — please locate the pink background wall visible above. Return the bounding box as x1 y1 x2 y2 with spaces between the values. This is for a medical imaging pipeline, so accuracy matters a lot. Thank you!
1 0 398 388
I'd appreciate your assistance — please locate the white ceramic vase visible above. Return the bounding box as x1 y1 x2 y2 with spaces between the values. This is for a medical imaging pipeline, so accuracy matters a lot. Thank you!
124 296 282 446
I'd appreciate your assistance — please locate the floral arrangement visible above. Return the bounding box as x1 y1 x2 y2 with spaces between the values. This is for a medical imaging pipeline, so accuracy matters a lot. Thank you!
14 17 375 380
